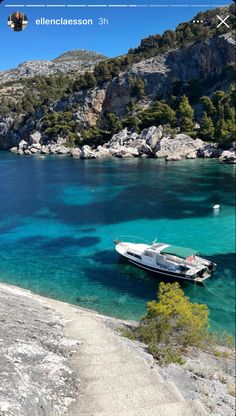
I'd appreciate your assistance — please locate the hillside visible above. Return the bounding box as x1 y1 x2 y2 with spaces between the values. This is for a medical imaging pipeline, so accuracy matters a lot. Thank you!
0 3 235 151
0 50 106 84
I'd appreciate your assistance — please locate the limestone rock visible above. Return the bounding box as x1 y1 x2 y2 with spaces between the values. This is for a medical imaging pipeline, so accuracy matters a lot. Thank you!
18 140 28 150
140 126 163 150
29 131 41 145
156 135 204 159
49 144 70 154
71 147 81 158
41 145 50 154
139 142 153 157
111 146 139 158
94 145 111 158
201 144 221 158
166 154 182 161
9 147 18 153
30 147 40 154
80 145 96 159
186 151 197 159
219 149 236 164
109 129 129 147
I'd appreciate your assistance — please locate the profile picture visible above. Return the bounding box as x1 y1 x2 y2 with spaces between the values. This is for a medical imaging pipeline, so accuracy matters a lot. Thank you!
8 12 28 32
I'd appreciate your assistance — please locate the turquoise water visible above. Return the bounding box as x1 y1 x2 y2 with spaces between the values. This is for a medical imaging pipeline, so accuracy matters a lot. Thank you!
0 152 235 334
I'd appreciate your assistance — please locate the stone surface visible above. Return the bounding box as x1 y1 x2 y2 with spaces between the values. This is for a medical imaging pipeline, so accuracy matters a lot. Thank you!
166 154 182 161
29 131 41 145
71 147 81 158
18 140 28 149
0 283 213 416
186 151 197 159
219 149 236 164
80 145 97 159
140 126 163 150
160 348 236 416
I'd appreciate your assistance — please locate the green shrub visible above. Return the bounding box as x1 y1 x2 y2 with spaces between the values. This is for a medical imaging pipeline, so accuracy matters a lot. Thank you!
130 282 217 365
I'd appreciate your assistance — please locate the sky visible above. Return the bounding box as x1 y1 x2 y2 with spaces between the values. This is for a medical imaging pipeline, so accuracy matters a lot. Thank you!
0 0 232 70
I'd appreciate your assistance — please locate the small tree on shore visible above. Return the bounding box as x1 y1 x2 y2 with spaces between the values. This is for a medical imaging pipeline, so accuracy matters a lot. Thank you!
135 282 211 364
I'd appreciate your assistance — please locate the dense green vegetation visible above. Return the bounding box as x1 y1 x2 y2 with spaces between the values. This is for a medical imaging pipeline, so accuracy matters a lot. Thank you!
0 4 235 147
81 86 235 145
123 282 233 365
41 111 78 146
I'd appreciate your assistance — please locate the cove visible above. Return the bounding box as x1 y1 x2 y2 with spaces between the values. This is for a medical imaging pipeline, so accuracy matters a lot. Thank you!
0 152 235 335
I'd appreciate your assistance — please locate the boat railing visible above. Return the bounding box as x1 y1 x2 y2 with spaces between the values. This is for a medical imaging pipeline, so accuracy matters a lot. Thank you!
115 235 151 244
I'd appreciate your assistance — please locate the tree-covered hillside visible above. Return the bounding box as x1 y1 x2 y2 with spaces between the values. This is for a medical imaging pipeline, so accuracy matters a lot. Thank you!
0 3 235 150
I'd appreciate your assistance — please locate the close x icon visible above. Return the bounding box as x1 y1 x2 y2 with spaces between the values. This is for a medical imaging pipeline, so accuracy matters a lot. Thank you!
216 15 230 28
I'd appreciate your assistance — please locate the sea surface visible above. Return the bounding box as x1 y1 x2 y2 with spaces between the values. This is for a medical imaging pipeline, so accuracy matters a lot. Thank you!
0 152 235 335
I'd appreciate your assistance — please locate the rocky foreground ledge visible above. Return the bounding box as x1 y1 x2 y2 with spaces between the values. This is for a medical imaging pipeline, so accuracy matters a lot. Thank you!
0 282 235 416
10 126 236 164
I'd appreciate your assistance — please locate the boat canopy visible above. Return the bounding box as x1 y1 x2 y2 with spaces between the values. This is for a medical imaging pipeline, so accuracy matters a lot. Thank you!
160 245 198 259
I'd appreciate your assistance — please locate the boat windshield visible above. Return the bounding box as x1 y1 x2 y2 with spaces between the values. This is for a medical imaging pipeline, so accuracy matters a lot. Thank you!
151 243 165 249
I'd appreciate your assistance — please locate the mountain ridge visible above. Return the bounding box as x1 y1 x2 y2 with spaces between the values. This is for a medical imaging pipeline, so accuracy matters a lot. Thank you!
0 50 107 84
0 4 235 150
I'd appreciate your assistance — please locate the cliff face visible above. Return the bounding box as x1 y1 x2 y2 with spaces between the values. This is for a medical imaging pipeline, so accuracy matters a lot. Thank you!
103 35 235 116
0 33 235 149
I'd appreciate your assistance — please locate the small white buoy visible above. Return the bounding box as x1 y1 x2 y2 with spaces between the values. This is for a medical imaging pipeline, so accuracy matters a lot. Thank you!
213 204 220 210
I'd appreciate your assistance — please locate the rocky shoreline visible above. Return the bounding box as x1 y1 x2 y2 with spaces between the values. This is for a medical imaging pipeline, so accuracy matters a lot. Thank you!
0 282 235 416
9 126 236 164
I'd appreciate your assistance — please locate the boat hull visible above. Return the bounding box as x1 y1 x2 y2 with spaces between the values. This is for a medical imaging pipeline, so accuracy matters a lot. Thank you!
115 241 213 283
128 259 210 283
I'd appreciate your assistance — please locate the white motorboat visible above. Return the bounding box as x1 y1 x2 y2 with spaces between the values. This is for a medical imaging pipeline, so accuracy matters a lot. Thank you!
114 239 216 283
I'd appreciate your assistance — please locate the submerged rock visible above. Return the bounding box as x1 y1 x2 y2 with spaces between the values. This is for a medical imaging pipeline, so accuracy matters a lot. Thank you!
166 154 182 161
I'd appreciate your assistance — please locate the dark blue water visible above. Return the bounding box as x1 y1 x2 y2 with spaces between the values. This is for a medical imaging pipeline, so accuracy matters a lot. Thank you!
0 152 235 334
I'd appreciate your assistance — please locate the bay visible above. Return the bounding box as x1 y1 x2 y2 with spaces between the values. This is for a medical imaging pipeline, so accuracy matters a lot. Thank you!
0 152 235 334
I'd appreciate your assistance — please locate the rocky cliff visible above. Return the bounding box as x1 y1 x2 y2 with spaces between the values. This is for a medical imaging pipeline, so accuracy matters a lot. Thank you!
0 5 235 150
102 34 235 117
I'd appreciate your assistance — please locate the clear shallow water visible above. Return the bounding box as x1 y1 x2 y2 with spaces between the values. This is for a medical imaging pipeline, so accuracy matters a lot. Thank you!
0 153 235 334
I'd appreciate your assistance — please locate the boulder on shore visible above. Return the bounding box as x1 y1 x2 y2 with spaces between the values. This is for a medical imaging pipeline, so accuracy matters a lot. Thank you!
29 132 41 145
219 149 236 164
155 134 204 159
71 147 81 158
80 145 97 159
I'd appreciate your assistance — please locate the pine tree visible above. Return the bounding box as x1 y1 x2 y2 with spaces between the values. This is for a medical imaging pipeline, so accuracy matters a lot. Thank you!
122 115 141 132
215 119 230 143
199 112 215 140
105 113 122 134
200 96 216 119
177 95 194 133
140 101 176 129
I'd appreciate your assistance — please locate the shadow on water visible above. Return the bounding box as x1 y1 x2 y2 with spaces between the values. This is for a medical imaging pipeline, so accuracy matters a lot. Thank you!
81 249 196 303
41 236 100 251
15 235 101 252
